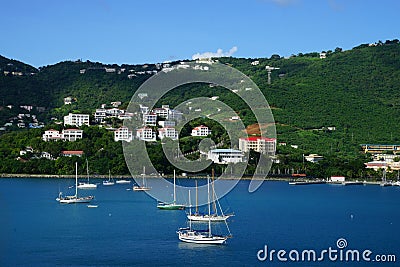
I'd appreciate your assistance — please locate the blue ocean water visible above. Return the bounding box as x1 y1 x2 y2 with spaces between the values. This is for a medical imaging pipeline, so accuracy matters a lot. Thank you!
0 178 399 266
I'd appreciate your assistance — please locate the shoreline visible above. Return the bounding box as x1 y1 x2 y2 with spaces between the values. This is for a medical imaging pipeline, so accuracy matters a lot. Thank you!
0 173 387 184
0 173 293 181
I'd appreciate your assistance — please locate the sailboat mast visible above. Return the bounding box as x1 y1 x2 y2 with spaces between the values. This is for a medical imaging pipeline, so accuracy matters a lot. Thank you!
188 189 192 229
212 169 217 214
142 166 145 186
86 159 89 182
173 169 176 203
75 162 78 197
195 180 198 214
207 175 211 237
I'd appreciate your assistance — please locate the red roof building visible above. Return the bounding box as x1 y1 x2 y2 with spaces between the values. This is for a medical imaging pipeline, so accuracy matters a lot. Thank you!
61 150 84 157
239 137 276 154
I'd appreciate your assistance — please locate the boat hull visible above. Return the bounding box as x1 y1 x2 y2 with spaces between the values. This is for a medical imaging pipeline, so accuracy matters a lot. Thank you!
77 183 97 189
58 196 94 204
133 186 151 191
116 180 131 184
177 231 227 244
157 203 185 210
187 214 233 222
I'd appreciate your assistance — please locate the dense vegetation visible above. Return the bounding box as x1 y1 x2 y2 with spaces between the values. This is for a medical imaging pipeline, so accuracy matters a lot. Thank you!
0 40 399 178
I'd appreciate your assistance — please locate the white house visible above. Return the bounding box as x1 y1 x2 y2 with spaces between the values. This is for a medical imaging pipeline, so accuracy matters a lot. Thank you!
40 152 54 160
107 108 124 117
62 129 83 142
64 113 90 127
158 120 176 128
136 127 156 142
118 112 134 120
42 129 83 142
239 137 276 154
207 149 244 164
61 150 84 157
64 97 73 105
105 67 116 73
114 126 133 142
158 127 178 140
153 107 169 118
304 154 324 163
143 113 157 126
191 125 211 137
94 109 107 123
167 109 183 121
42 129 63 141
111 101 122 107
330 176 345 182
251 60 260 66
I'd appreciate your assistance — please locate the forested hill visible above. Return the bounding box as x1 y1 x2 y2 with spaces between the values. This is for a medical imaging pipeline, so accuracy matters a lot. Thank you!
1 40 400 148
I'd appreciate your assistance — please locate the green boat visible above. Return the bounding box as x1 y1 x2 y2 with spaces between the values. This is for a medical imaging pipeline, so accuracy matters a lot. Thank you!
157 170 185 210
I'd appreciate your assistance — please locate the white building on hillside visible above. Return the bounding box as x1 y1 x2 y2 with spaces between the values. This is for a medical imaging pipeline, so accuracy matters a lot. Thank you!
158 120 176 128
158 127 178 140
42 129 63 141
168 109 183 121
62 129 83 141
143 113 157 126
64 97 73 105
153 107 169 118
136 127 156 142
94 109 107 123
191 125 211 137
304 154 324 163
114 126 133 142
330 176 345 182
207 149 244 164
139 104 149 114
239 137 276 154
64 113 90 127
42 129 83 142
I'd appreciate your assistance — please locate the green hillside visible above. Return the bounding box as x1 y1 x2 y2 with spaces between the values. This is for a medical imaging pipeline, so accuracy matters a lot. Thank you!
0 39 399 177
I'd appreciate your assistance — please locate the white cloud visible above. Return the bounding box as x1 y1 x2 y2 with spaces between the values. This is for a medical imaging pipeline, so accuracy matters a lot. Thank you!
192 46 238 60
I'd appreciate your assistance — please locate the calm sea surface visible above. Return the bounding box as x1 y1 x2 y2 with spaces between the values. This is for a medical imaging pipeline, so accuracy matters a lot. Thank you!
0 178 399 266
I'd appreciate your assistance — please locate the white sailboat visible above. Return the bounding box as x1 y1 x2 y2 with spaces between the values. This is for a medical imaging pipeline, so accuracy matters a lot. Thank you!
177 175 231 244
133 166 151 191
187 172 234 222
103 170 115 186
77 159 97 189
157 170 185 210
380 169 391 187
115 179 131 184
56 162 94 204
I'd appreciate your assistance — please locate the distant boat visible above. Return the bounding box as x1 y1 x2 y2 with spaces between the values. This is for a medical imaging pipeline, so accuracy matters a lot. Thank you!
380 169 392 187
177 174 231 244
77 159 97 189
87 205 98 208
133 166 151 191
56 162 94 204
289 180 326 185
393 181 400 186
103 170 115 186
157 170 185 210
115 179 131 184
187 172 233 222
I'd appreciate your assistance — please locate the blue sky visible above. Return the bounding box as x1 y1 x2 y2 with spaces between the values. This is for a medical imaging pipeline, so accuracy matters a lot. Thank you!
1 0 399 67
